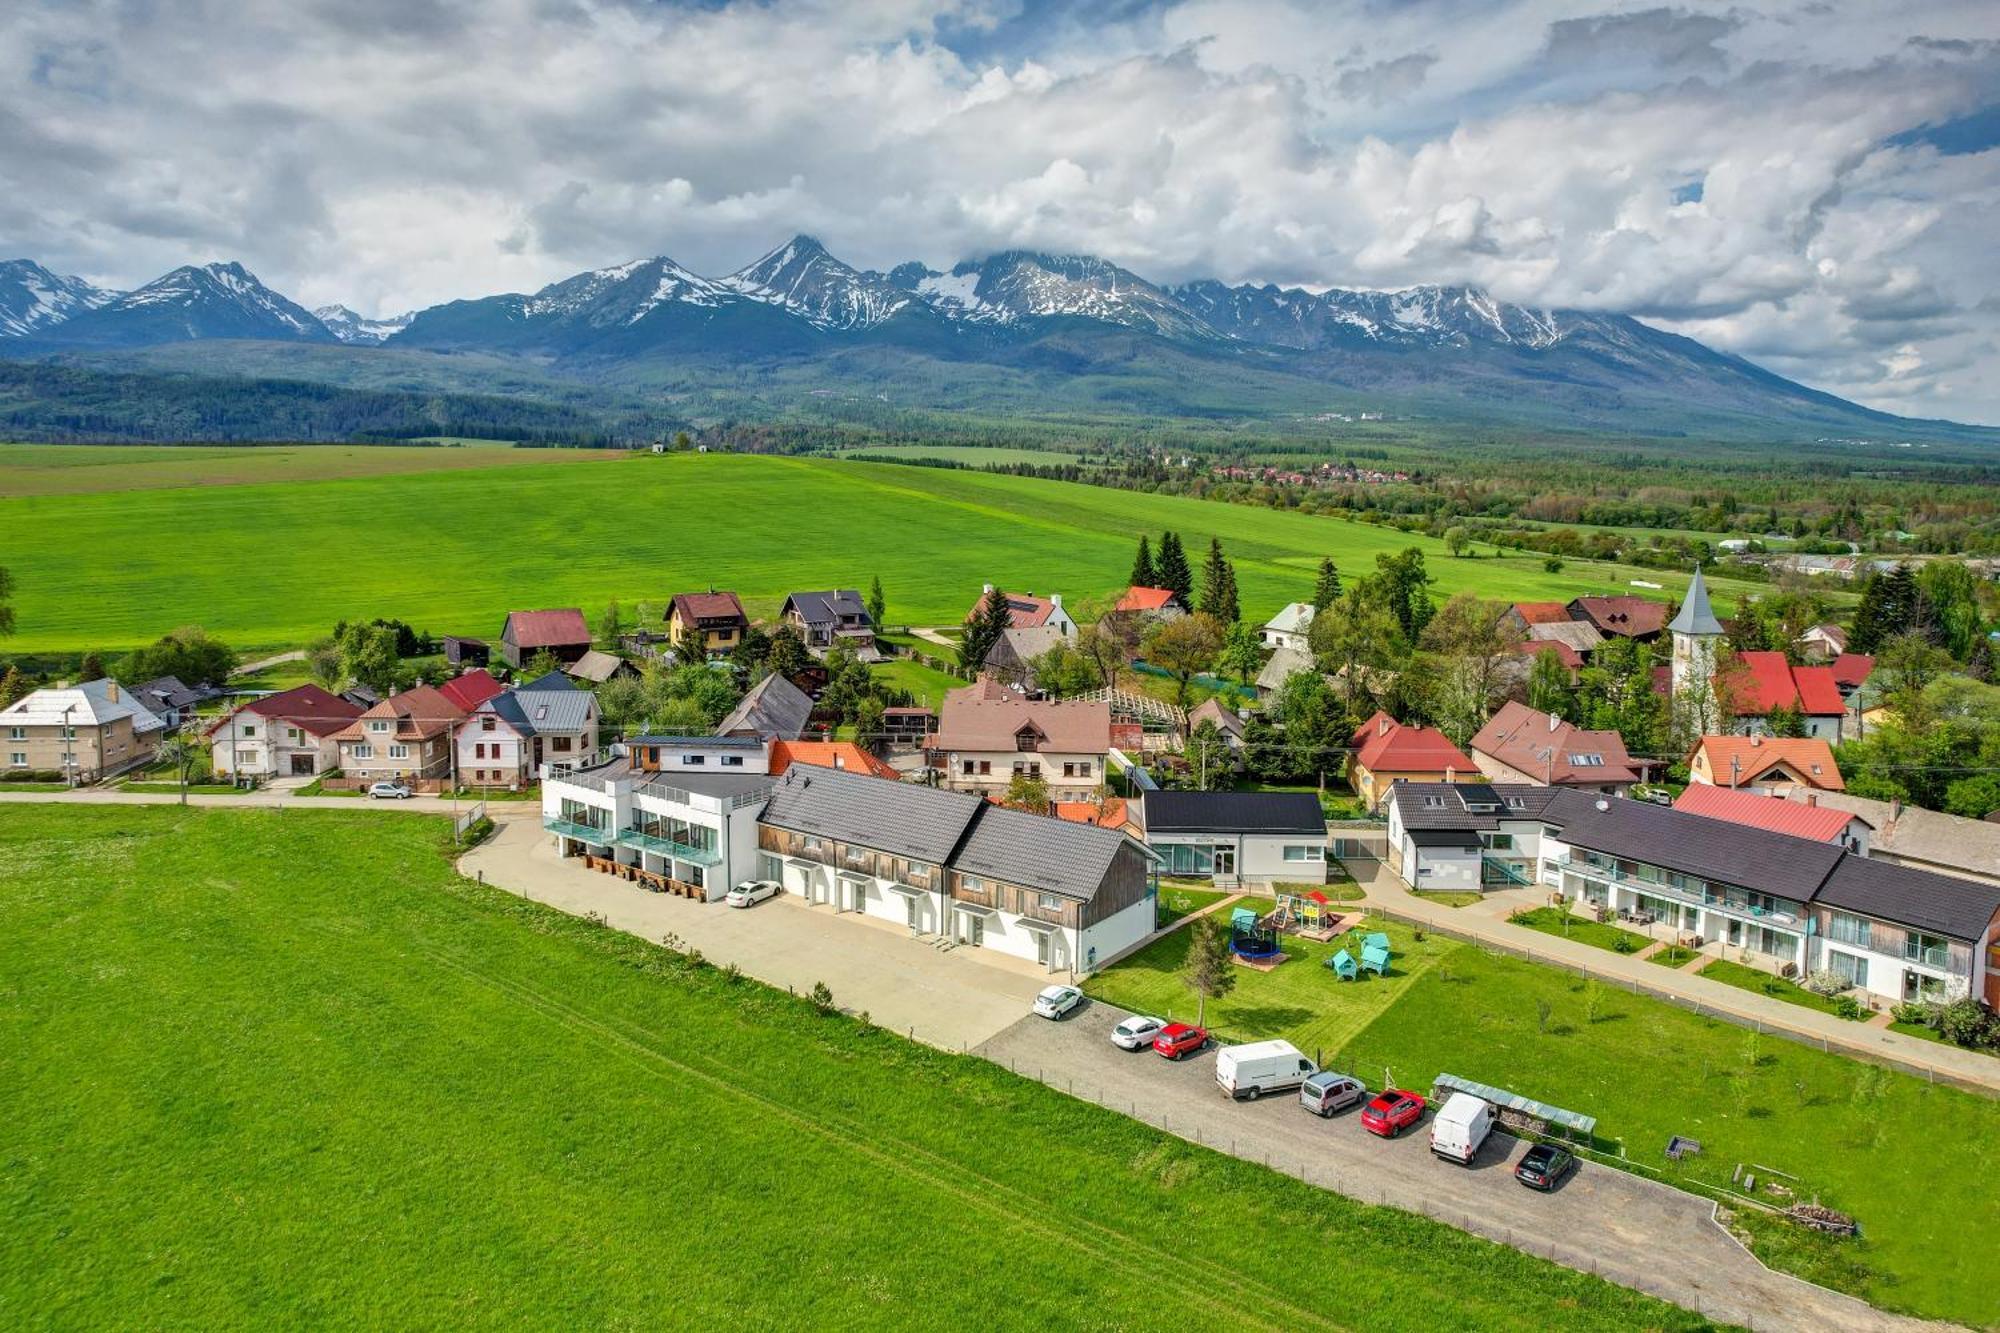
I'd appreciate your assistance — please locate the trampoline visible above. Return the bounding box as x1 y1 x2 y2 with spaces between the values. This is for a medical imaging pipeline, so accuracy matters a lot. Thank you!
1230 922 1283 960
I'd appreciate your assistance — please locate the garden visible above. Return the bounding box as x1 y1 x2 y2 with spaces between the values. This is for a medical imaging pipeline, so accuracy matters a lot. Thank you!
1506 905 1650 954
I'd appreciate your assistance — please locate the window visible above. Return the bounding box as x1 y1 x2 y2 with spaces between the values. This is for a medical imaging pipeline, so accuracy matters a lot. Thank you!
682 754 705 765
1904 932 1949 968
368 720 389 733
1827 912 1870 948
1282 844 1325 862
8 752 24 767
1827 950 1868 989
977 760 991 775
961 760 976 776
1037 893 1061 911
1483 833 1515 851
722 755 743 767
552 736 573 752
474 743 487 759
388 745 409 759
242 725 257 738
481 717 496 732
351 744 373 759
6 727 23 740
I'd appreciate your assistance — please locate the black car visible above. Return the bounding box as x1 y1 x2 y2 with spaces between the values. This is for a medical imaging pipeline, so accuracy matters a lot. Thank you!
1515 1143 1578 1191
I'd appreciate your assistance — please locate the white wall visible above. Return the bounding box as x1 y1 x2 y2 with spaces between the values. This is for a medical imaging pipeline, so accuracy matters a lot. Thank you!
1410 846 1480 891
1081 896 1152 972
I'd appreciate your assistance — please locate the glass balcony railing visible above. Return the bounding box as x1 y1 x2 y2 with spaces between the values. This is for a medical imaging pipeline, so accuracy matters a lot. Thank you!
618 827 721 865
1559 856 1799 926
544 815 610 843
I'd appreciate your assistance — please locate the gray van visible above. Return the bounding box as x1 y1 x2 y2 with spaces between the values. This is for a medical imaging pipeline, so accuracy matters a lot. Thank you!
1299 1072 1366 1117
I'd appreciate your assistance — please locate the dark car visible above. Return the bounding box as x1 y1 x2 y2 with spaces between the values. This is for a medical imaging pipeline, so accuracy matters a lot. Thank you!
1515 1143 1578 1191
1152 1023 1211 1060
1359 1089 1426 1138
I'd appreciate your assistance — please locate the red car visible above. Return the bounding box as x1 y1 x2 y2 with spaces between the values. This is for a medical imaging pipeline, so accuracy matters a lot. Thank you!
1360 1089 1427 1138
1152 1023 1210 1059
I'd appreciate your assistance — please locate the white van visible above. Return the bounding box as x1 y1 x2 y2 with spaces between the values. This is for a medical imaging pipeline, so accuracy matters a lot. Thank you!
1215 1040 1317 1101
1429 1092 1499 1164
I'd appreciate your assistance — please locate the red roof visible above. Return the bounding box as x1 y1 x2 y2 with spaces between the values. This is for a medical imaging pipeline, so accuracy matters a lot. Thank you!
503 608 590 648
437 669 505 712
1351 711 1475 775
1116 586 1177 612
1830 653 1874 690
767 740 899 781
1568 596 1669 638
209 683 362 738
670 591 746 623
1511 601 1571 626
1673 784 1860 843
967 588 1064 630
1053 797 1133 831
1514 639 1583 671
1470 700 1641 785
330 684 466 742
1723 651 1846 717
1690 735 1845 790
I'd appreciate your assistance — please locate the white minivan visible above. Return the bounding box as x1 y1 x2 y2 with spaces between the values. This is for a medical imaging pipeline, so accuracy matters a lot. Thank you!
1429 1092 1499 1164
1215 1039 1317 1101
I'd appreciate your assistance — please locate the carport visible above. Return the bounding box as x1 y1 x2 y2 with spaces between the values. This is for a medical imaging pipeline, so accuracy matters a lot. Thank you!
1431 1073 1596 1144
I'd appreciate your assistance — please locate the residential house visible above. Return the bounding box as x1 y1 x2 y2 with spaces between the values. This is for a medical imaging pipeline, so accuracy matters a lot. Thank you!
564 650 638 686
513 671 600 774
1347 711 1476 811
780 590 878 659
1259 602 1316 653
1254 644 1316 699
330 685 467 788
1053 797 1134 832
930 676 1111 801
1672 784 1870 852
1139 790 1329 886
436 668 506 713
1830 654 1875 715
966 586 1078 639
1382 782 1563 891
1469 701 1642 794
716 672 815 741
132 675 224 729
498 608 592 669
667 591 749 658
1799 623 1847 662
1717 650 1848 741
1185 696 1246 751
1778 791 2000 888
2 679 165 782
1566 595 1669 641
442 635 490 668
755 763 1157 974
1523 618 1602 663
880 705 935 748
1687 735 1843 794
981 625 1070 691
456 689 539 789
1501 601 1573 636
208 684 364 780
766 739 901 781
1115 586 1182 618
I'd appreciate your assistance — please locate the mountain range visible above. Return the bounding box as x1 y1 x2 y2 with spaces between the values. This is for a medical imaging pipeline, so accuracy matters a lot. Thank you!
1 239 1992 446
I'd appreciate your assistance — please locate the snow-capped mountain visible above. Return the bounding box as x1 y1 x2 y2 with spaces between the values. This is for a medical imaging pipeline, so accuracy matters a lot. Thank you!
1173 280 1568 350
35 262 335 346
723 236 911 331
314 304 413 346
890 251 1213 339
0 260 117 337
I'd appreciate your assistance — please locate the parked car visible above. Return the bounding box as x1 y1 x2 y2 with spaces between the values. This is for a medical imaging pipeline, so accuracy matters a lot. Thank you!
1360 1089 1427 1138
1515 1143 1579 1191
1215 1039 1317 1101
1151 1023 1210 1059
1429 1092 1499 1164
725 879 780 908
367 781 413 800
1033 985 1083 1020
1299 1071 1367 1118
1110 1015 1165 1051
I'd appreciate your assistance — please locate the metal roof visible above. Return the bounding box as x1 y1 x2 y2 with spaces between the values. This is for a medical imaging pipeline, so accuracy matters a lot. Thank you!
1544 789 1844 901
1666 566 1724 637
759 764 985 866
1141 790 1325 835
1386 782 1562 830
954 803 1136 902
1433 1073 1596 1137
1815 855 2000 942
716 673 814 741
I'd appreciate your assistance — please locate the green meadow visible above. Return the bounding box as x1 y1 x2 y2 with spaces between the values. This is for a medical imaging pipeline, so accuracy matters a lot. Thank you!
1 448 1765 653
0 805 1707 1331
0 440 618 498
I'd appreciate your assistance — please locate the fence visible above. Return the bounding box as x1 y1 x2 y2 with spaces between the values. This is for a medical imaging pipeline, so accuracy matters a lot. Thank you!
454 801 487 840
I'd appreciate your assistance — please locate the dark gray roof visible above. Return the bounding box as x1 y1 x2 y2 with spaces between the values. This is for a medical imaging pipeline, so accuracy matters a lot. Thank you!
509 680 595 734
953 803 1135 901
1545 790 1844 902
135 675 220 711
1667 566 1724 637
1816 856 2000 942
759 764 984 866
518 670 579 694
1141 790 1324 836
717 673 813 740
1408 827 1483 849
1388 782 1563 830
784 590 867 627
483 690 537 736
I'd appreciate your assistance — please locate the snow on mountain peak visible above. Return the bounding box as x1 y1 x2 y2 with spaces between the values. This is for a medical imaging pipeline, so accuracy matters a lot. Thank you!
0 259 116 337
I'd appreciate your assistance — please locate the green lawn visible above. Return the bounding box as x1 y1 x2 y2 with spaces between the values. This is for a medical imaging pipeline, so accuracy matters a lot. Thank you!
0 782 70 792
1 451 1733 653
872 654 965 707
1154 884 1230 927
1341 945 2000 1326
0 440 617 498
0 805 1705 1331
1508 906 1650 954
1647 945 1700 969
1697 959 1861 1019
116 781 241 796
1085 916 1457 1059
835 444 1084 466
1414 891 1483 908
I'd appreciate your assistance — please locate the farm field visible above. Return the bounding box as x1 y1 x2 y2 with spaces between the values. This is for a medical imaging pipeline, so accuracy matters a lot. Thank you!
834 444 1085 465
1 450 1767 653
0 805 1708 1332
0 440 618 497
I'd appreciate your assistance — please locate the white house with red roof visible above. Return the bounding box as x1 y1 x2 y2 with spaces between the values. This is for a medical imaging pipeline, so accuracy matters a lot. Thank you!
1720 651 1850 741
207 684 364 779
965 585 1077 639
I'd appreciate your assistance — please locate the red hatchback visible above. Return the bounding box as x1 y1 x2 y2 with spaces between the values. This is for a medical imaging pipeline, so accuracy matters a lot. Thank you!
1152 1023 1211 1059
1360 1089 1427 1138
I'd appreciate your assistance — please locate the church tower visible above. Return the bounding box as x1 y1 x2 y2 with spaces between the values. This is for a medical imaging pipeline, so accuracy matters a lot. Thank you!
1668 565 1723 722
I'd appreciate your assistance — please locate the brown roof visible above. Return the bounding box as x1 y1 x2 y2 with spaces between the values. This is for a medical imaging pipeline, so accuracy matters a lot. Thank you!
1470 701 1641 785
1567 596 1669 638
966 588 1061 630
670 591 747 624
1690 735 1844 791
1510 601 1571 626
502 608 590 648
331 684 467 743
211 683 363 738
931 677 1111 753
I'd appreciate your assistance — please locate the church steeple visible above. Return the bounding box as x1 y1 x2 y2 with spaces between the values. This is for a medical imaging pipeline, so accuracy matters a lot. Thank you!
1669 565 1723 727
1668 565 1722 637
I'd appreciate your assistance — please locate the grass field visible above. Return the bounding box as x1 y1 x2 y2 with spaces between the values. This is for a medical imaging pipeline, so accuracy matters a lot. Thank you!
1697 958 1862 1019
1508 906 1650 954
0 450 1769 653
0 441 619 498
834 444 1085 466
0 806 1707 1331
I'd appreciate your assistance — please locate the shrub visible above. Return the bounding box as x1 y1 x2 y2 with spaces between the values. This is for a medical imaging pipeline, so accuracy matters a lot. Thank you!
1612 935 1636 954
810 981 835 1015
1892 1000 1936 1028
1802 968 1849 997
1831 995 1865 1021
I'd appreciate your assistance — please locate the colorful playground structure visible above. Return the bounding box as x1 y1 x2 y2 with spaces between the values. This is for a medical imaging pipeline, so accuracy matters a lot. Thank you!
1328 931 1393 980
1228 906 1284 962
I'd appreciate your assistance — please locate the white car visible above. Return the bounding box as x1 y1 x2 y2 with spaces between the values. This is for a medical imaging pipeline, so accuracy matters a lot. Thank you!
1110 1014 1166 1051
1033 985 1084 1020
367 781 413 800
725 879 780 908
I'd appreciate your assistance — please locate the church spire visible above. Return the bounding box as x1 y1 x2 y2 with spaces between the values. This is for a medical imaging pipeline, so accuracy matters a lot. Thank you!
1668 565 1723 637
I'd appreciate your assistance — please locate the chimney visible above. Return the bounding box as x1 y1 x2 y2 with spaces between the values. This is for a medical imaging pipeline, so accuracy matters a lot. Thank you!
1749 734 1762 747
1890 797 1902 823
1050 593 1062 606
983 582 995 594
1547 713 1560 732
1805 792 1818 807
106 681 119 701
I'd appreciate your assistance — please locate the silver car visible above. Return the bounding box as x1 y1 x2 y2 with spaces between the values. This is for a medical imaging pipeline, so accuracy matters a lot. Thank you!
1300 1072 1367 1117
1110 1014 1165 1051
367 781 413 800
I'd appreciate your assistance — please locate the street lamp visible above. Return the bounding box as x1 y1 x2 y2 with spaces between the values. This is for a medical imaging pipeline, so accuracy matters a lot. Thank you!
60 702 77 788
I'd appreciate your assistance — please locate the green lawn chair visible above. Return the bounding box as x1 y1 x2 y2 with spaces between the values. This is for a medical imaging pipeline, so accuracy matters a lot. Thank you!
1328 949 1358 980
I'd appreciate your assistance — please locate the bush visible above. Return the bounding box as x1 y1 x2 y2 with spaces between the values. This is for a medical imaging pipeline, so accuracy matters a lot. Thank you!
1802 968 1849 997
1 769 66 783
1936 998 2000 1051
1831 995 1865 1021
1892 1000 1938 1028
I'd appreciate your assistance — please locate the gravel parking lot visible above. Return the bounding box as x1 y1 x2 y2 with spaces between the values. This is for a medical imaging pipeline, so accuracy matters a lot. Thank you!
978 999 1927 1333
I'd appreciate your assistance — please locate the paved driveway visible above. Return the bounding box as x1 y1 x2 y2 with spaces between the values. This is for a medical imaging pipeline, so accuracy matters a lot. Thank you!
978 1000 1929 1333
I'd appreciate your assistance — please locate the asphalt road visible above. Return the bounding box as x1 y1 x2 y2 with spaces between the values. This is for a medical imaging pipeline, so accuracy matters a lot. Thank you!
977 999 1930 1333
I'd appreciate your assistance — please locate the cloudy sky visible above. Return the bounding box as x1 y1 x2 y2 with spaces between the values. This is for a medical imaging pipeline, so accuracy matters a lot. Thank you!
4 0 1998 421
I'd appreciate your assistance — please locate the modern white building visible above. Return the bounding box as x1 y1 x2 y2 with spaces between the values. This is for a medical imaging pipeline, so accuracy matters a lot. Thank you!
1138 790 1330 887
1382 783 1562 892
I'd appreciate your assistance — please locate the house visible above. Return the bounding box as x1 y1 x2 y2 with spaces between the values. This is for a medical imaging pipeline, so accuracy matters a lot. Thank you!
564 650 638 686
1799 623 1847 662
1514 637 1586 681
930 676 1111 801
436 668 506 713
1115 585 1182 617
1717 651 1848 741
1687 735 1843 794
1672 784 1870 852
716 672 815 741
1502 601 1573 636
131 675 224 729
1260 602 1316 652
1777 791 2000 888
1566 595 1669 641
1254 644 1316 698
456 689 540 789
330 685 467 788
966 586 1078 639
981 625 1070 691
766 739 900 781
1138 790 1329 886
1185 696 1246 751
1539 790 2000 1008
442 635 490 668
1469 702 1642 794
1382 782 1563 891
755 763 1158 974
780 590 878 659
1053 796 1134 832
2 679 166 782
667 591 749 658
498 608 592 669
208 684 363 780
512 671 601 774
1347 711 1476 811
1830 653 1875 699
880 705 935 748
1524 619 1602 662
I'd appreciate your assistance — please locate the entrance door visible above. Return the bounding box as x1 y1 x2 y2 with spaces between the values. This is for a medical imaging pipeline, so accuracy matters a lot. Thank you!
905 893 922 931
1726 918 1743 948
290 753 316 775
962 915 984 947
1213 846 1236 879
1034 930 1050 968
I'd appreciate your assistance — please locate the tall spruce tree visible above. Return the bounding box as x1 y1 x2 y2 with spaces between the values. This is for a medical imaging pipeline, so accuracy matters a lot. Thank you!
1850 564 1919 655
1200 537 1235 621
1129 535 1157 589
1157 531 1193 607
1313 558 1342 611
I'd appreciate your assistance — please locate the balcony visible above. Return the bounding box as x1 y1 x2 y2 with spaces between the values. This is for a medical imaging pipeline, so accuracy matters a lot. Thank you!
1904 942 1950 970
544 815 610 843
1560 855 1800 928
618 827 721 866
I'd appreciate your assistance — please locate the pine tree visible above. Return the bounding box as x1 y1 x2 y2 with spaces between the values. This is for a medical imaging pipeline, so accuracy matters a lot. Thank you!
1200 537 1235 620
960 585 1015 673
1129 535 1157 589
1850 564 1918 655
1157 531 1193 607
866 576 886 630
1217 558 1240 624
1313 557 1341 611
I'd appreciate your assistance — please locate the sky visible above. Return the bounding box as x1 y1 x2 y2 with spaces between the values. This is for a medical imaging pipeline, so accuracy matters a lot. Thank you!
3 0 1998 423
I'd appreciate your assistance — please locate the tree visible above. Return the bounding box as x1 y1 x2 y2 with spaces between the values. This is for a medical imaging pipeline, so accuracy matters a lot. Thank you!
1220 621 1263 685
121 626 238 687
79 651 105 681
1419 593 1521 746
1543 556 1565 575
155 727 206 805
960 585 1015 673
305 637 345 691
1312 557 1342 612
1526 645 1574 720
0 565 14 638
0 664 25 707
1276 669 1344 785
1200 537 1239 622
1078 620 1133 693
766 626 809 679
339 624 409 694
524 648 561 681
1156 531 1194 607
595 674 649 729
1444 526 1471 558
1025 640 1098 697
819 647 875 725
597 600 625 650
854 696 887 753
1004 772 1051 813
1850 564 1919 655
1180 915 1237 1027
1144 612 1224 707
1944 774 2000 819
1184 718 1232 790
866 576 887 631
1360 548 1435 642
1916 561 1982 661
1308 590 1406 717
1764 700 1807 738
1129 535 1157 589
732 624 772 672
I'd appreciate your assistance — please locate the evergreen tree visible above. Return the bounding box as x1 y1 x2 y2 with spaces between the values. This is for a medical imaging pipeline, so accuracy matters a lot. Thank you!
1312 558 1341 611
766 626 809 679
1218 559 1240 624
1156 531 1194 607
960 585 1014 673
1129 535 1157 589
0 664 24 706
79 651 105 681
866 576 887 630
1526 646 1574 720
1850 564 1918 655
1200 537 1238 622
0 565 14 638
